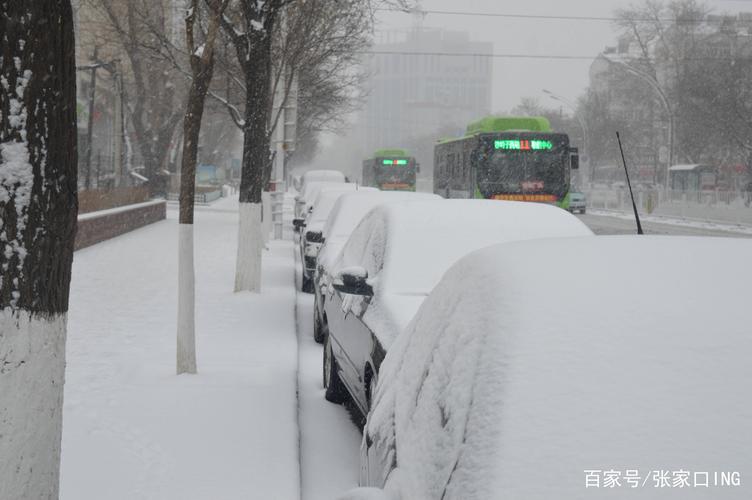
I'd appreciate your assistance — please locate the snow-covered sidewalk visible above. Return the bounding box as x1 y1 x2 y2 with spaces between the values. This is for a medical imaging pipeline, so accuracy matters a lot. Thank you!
61 196 300 500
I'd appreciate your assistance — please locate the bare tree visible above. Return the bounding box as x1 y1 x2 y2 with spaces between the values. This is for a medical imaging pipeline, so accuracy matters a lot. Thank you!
0 0 78 497
177 0 229 375
218 0 289 292
85 0 188 194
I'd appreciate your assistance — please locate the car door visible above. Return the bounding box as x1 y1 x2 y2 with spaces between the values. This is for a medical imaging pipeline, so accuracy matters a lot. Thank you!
326 213 386 413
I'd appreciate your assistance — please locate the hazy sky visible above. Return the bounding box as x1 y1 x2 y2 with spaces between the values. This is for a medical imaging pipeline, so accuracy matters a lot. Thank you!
375 0 752 112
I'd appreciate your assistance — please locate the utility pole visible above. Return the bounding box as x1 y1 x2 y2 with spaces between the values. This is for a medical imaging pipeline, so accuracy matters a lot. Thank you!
84 46 98 190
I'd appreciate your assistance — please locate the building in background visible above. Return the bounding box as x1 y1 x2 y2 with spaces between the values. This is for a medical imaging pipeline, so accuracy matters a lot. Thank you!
355 27 493 185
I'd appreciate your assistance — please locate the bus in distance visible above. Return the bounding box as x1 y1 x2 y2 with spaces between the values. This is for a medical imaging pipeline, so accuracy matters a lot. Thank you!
433 116 579 209
362 149 418 191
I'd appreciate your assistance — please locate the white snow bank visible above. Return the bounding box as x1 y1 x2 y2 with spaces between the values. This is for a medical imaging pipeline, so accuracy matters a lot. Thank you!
368 235 752 499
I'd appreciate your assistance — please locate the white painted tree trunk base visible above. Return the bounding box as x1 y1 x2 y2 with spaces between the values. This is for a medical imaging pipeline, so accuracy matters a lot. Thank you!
262 191 272 245
177 224 197 374
0 309 67 499
234 202 263 292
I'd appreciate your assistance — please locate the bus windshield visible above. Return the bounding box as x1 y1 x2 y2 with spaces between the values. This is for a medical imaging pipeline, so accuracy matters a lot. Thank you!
375 161 415 189
477 150 567 198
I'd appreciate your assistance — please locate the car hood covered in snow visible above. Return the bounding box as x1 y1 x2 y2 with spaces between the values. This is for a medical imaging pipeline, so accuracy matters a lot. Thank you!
367 235 752 500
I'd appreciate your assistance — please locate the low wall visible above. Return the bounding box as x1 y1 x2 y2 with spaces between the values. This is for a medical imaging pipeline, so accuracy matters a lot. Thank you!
75 200 166 250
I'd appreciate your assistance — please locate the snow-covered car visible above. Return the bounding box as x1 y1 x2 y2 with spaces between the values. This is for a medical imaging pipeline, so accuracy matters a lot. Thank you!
300 169 346 189
568 191 586 213
313 191 441 342
322 200 593 418
299 187 377 293
293 181 354 226
353 236 752 499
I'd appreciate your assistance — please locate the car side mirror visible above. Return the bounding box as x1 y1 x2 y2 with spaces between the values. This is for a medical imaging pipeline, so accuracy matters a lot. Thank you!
570 146 579 170
305 230 324 243
333 266 373 296
293 218 306 229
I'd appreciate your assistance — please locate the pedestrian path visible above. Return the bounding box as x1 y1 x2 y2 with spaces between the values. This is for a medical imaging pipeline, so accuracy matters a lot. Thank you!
61 196 300 500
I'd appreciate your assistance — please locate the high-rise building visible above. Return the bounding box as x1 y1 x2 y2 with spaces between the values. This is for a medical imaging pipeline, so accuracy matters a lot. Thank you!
357 28 493 178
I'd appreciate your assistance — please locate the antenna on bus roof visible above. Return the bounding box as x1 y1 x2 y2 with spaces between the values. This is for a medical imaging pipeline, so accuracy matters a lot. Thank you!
615 131 644 235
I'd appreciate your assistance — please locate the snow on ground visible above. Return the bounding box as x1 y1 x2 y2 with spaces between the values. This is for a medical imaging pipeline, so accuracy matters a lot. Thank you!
295 291 362 500
61 196 300 500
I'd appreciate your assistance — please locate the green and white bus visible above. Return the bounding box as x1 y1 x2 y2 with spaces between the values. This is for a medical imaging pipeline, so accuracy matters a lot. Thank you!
362 149 418 191
434 116 579 208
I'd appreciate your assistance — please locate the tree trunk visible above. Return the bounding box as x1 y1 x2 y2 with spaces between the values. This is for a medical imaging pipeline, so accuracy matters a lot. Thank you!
177 0 227 374
0 1 78 497
176 83 206 375
234 30 274 292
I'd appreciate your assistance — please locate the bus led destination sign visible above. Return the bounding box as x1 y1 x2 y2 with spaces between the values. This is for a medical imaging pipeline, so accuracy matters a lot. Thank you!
382 159 409 165
494 139 553 151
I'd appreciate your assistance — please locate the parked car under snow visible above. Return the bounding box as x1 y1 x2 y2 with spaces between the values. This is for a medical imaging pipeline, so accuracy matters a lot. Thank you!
322 199 593 419
349 236 752 500
298 187 377 293
313 191 441 342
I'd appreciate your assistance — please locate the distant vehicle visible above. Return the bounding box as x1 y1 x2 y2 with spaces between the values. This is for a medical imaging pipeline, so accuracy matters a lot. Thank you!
434 116 579 209
353 236 752 499
299 187 377 293
362 149 418 191
312 191 441 342
568 191 586 214
322 200 593 418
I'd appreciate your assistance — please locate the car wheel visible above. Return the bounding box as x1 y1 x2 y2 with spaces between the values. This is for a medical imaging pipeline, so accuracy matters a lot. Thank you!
324 334 347 404
581 208 586 214
313 298 325 344
302 274 313 293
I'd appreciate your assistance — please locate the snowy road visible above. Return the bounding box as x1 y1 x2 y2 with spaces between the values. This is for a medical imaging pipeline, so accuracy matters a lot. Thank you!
577 211 752 237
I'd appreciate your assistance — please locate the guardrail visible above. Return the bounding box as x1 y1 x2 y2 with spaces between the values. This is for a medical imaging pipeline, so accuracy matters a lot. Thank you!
583 187 752 226
166 189 222 204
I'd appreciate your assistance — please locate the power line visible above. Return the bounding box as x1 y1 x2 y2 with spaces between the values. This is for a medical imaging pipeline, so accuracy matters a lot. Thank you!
377 7 742 24
362 50 752 62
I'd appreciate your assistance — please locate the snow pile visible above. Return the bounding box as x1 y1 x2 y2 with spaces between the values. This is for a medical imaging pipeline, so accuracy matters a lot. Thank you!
332 200 593 347
368 235 752 499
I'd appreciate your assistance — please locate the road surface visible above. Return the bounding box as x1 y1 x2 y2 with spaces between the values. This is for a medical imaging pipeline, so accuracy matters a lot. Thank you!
577 212 752 238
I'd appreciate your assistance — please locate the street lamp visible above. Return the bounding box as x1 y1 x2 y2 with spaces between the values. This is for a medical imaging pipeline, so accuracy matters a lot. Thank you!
542 88 590 185
601 54 674 193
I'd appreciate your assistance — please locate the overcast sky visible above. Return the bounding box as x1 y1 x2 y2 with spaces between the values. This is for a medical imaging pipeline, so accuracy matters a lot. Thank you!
375 0 752 112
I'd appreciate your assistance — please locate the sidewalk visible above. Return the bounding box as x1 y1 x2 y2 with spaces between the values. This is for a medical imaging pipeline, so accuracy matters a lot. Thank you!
61 196 300 500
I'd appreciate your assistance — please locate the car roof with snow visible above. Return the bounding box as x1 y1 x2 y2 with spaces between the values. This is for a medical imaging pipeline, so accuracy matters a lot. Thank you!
316 191 442 275
333 199 593 345
368 235 752 499
301 169 346 185
297 181 355 205
306 187 378 232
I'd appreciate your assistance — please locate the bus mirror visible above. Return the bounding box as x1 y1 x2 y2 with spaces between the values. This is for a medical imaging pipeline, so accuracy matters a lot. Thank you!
416 163 421 173
570 147 580 170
